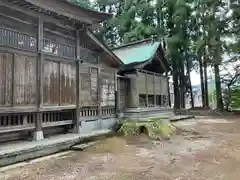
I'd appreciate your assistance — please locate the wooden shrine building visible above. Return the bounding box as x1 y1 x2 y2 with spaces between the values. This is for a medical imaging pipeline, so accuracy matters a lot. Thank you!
113 39 173 119
0 0 174 144
0 0 122 142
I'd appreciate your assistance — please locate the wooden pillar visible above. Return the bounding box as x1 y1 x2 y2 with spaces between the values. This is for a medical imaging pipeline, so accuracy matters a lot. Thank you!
74 29 81 133
34 17 44 141
145 73 148 107
153 73 156 107
97 64 102 117
114 72 120 116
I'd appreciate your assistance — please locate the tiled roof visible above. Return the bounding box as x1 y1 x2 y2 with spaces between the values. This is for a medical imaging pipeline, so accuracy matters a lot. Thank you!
112 39 160 64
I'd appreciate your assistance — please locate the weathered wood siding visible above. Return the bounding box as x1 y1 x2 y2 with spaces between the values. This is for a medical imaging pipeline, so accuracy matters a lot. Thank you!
0 52 13 106
43 60 60 105
60 63 76 105
0 52 37 106
138 72 146 94
146 73 154 94
43 60 76 106
14 54 37 105
90 67 98 105
155 75 161 95
79 64 98 106
100 67 115 106
160 76 168 95
119 78 128 111
137 72 168 96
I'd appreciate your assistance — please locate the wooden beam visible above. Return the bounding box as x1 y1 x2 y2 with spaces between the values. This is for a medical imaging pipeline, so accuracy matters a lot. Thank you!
36 17 44 133
23 0 93 24
74 30 81 133
139 69 164 77
0 1 76 31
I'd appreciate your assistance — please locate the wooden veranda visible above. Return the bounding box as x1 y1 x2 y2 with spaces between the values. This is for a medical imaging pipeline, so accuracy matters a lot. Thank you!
0 0 122 142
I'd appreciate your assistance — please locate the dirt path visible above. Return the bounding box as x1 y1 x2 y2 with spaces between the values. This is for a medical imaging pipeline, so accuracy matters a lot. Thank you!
1 116 240 180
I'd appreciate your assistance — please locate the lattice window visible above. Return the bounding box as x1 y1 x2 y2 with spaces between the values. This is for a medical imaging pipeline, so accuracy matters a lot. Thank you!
43 38 75 59
0 28 37 51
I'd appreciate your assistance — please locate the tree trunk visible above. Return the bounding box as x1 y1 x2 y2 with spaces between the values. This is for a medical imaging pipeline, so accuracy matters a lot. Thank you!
173 73 180 110
203 60 209 107
172 62 180 110
199 56 205 107
214 64 224 110
186 59 194 108
179 64 185 109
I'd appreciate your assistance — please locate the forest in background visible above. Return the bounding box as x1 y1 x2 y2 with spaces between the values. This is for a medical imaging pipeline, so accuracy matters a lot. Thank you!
72 0 240 111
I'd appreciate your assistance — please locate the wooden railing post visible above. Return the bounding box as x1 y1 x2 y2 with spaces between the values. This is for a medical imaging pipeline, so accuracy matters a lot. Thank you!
34 17 44 141
74 29 81 133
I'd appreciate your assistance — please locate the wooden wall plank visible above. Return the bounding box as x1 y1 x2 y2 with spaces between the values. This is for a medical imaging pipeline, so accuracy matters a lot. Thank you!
14 54 36 105
0 52 13 106
79 64 91 106
155 75 162 95
119 79 127 111
90 67 98 105
137 72 146 94
60 62 76 105
161 76 168 95
100 68 115 107
43 60 60 105
146 73 154 95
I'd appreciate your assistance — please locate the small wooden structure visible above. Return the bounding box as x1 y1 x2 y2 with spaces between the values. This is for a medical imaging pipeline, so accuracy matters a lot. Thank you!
113 39 173 118
0 0 122 142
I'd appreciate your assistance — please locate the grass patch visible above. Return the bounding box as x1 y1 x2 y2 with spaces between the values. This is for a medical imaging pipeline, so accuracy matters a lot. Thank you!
117 118 175 140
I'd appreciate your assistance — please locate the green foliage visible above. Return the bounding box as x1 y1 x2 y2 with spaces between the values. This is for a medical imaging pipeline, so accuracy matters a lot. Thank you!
148 120 172 138
91 0 239 110
71 0 92 9
117 118 173 139
229 87 240 110
117 120 140 136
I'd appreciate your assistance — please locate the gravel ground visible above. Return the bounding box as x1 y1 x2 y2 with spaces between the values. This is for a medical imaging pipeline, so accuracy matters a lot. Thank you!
0 116 240 180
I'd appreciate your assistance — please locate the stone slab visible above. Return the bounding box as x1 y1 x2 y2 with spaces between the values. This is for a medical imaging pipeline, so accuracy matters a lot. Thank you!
0 130 111 167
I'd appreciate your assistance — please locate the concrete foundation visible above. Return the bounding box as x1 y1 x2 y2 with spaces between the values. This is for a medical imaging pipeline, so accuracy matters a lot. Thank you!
79 117 118 134
124 107 174 120
33 131 44 141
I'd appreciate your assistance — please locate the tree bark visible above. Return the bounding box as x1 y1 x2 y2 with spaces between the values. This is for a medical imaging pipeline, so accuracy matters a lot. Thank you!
203 59 209 107
199 56 205 107
214 64 224 110
172 62 180 110
186 59 194 108
179 63 186 109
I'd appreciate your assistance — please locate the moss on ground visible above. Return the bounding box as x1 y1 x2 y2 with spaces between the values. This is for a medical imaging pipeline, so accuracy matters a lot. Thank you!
117 118 175 140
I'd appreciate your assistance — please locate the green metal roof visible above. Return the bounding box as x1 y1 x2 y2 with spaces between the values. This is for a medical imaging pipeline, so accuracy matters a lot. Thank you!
112 40 160 64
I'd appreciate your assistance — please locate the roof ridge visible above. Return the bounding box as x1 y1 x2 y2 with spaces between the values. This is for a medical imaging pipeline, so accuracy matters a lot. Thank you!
64 0 112 16
112 38 156 50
